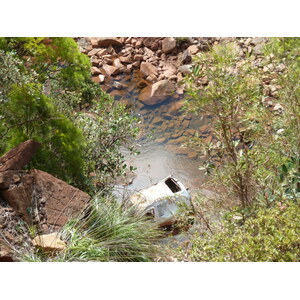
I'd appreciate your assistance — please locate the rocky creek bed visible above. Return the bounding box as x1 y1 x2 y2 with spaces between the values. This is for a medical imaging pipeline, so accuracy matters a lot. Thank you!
78 36 283 195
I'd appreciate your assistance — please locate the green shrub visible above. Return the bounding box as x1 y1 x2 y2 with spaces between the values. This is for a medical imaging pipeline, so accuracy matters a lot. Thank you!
1 82 86 183
0 37 138 190
24 195 160 262
190 201 300 262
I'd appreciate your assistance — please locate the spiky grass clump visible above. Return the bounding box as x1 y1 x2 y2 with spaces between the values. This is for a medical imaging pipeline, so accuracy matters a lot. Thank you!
24 195 161 262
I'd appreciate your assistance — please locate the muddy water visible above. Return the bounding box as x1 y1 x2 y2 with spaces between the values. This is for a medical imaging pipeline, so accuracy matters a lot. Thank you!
102 71 213 197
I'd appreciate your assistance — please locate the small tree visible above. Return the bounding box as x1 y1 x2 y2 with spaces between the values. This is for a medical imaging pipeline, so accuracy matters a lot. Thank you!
184 43 275 208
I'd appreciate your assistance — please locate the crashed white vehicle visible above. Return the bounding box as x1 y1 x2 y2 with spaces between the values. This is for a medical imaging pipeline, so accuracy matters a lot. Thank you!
129 176 192 226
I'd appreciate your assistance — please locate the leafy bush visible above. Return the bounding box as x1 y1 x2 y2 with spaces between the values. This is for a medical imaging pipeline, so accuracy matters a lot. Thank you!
1 82 86 183
190 201 300 262
184 43 274 207
75 92 139 193
0 37 138 190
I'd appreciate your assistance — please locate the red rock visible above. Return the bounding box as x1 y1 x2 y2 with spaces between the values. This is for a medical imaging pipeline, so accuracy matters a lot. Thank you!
0 166 90 230
91 66 101 75
147 56 158 64
150 40 160 51
97 48 108 57
132 61 141 68
103 64 119 76
0 140 41 172
1 172 34 223
91 57 100 66
119 56 133 64
87 48 100 57
31 169 90 230
138 80 175 106
136 39 143 48
162 38 176 54
144 47 154 57
113 58 124 69
163 63 177 78
187 45 199 55
133 54 143 61
90 37 123 48
140 62 158 77
143 37 156 48
146 74 158 83
187 152 198 159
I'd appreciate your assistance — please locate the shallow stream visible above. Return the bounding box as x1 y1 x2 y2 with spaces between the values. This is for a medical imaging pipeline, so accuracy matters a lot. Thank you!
102 71 213 197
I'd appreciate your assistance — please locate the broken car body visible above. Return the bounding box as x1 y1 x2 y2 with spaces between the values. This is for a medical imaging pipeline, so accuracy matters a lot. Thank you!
129 175 191 226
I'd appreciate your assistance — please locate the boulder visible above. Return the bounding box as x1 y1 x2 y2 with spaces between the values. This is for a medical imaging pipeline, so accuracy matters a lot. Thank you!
140 62 158 77
1 172 34 223
138 80 175 106
103 64 119 76
0 167 90 230
0 170 22 189
162 38 176 54
90 37 123 48
31 169 90 229
32 232 66 252
0 140 41 172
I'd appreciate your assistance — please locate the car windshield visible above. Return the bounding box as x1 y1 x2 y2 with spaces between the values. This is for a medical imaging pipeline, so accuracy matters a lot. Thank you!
165 177 181 193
